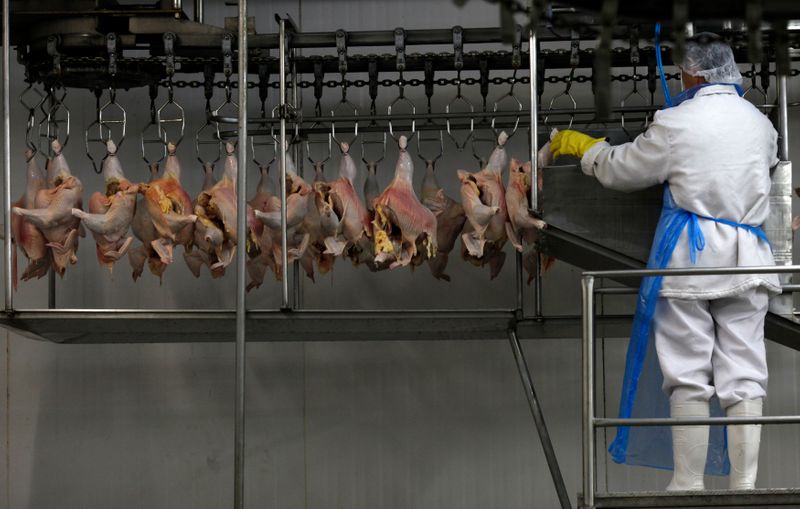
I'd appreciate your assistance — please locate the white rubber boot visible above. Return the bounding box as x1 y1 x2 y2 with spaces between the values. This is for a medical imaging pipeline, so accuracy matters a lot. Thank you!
666 401 710 491
727 399 763 490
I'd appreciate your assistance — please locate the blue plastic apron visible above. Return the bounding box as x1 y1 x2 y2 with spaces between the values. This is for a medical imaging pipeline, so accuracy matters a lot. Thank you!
607 83 766 475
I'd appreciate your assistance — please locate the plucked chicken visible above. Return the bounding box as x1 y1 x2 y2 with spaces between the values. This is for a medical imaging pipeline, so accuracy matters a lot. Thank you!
420 158 466 281
10 149 49 286
372 136 437 269
13 140 83 277
72 140 138 271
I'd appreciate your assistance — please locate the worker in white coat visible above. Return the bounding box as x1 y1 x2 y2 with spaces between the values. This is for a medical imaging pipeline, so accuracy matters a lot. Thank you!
551 33 779 491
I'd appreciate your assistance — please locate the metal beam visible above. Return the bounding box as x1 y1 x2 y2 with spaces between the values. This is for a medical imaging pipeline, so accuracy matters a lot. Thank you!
591 488 800 508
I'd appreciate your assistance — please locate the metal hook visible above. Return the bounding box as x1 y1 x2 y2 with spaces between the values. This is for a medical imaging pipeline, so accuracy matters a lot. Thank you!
141 83 166 165
331 99 359 147
361 132 386 168
620 67 650 140
491 70 523 138
195 120 222 167
544 68 577 130
38 85 70 157
213 79 239 143
158 81 185 146
387 95 416 141
251 125 277 172
20 82 45 154
416 129 444 167
743 63 769 114
446 79 474 151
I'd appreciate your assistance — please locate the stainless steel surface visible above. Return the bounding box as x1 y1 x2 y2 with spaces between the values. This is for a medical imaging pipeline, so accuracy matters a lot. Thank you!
542 165 661 264
768 74 793 316
279 18 289 309
595 415 800 427
535 256 543 318
592 489 800 508
3 0 10 312
584 264 800 278
508 329 572 509
234 0 248 507
582 275 595 509
529 28 539 213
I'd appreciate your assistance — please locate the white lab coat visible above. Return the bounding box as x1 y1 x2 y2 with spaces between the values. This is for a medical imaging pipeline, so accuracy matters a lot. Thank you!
581 84 781 299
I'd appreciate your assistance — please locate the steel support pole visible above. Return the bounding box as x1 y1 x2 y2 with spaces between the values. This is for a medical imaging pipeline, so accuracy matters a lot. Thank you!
529 29 539 212
278 19 289 309
780 75 790 160
194 0 203 23
233 0 248 507
508 329 572 509
291 50 301 310
582 275 595 508
3 0 11 311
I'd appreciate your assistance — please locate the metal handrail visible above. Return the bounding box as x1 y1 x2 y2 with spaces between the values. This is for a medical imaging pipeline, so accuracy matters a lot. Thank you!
582 264 800 508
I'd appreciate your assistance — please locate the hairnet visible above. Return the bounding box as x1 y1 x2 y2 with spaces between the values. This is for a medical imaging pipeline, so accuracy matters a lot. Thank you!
679 32 743 85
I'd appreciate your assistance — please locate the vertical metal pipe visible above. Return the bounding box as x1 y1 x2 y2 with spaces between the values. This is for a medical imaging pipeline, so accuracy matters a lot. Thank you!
233 0 248 507
529 29 538 212
194 0 203 24
508 329 573 509
535 256 543 318
515 251 524 316
779 75 790 160
291 51 301 310
2 0 11 311
582 275 595 508
278 19 289 309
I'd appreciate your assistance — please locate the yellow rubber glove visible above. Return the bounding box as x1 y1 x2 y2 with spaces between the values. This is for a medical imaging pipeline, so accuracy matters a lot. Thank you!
550 130 606 159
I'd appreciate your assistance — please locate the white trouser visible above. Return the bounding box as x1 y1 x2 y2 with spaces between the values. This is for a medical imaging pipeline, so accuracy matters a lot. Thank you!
653 287 769 409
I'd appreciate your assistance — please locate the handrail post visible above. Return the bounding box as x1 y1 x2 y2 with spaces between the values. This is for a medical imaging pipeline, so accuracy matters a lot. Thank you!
233 0 248 507
3 0 12 312
582 275 595 508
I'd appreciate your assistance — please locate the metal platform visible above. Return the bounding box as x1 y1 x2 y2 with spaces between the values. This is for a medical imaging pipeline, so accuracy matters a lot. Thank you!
0 309 634 344
588 488 800 508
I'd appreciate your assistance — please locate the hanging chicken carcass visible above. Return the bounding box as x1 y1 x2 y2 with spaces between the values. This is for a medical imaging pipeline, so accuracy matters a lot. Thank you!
184 143 252 278
420 158 466 281
371 135 437 269
10 149 50 286
129 142 196 281
314 142 372 261
247 153 312 288
13 140 83 277
458 132 511 279
505 158 553 284
72 140 138 271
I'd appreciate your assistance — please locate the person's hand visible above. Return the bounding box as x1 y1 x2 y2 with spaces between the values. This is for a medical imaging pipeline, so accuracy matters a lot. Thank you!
550 130 606 159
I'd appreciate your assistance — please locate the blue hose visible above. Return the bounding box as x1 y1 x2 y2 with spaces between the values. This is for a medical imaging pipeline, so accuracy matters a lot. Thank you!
655 23 672 107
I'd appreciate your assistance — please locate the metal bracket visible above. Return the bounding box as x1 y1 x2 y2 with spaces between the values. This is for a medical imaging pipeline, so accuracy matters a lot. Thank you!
423 60 435 112
569 30 580 68
453 25 463 70
141 83 166 165
106 33 118 77
335 29 347 75
511 24 522 69
222 33 234 78
368 58 379 115
479 57 490 110
258 61 270 107
203 63 215 110
394 27 406 72
313 59 324 115
46 35 61 76
163 32 176 77
629 25 640 66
